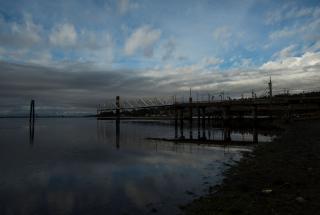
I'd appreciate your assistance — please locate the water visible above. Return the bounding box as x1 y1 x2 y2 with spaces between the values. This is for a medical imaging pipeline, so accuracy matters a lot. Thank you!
0 118 272 215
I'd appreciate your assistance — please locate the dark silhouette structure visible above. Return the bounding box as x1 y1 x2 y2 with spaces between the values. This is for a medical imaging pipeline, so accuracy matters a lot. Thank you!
29 100 35 145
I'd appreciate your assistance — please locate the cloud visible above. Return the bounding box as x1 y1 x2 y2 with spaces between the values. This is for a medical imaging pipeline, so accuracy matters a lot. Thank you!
212 26 243 50
304 41 320 53
1 50 320 115
269 27 297 40
0 16 113 66
145 50 320 96
213 26 232 41
49 23 77 47
25 50 53 65
78 29 101 50
162 39 176 61
261 51 320 70
202 57 224 67
117 0 139 15
0 61 160 114
268 6 320 41
0 14 42 49
235 58 254 68
265 4 319 25
77 30 114 65
272 44 298 59
124 26 161 57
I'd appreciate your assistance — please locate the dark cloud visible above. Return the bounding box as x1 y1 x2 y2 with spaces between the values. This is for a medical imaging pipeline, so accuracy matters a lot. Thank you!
0 61 166 115
1 50 320 116
162 39 176 61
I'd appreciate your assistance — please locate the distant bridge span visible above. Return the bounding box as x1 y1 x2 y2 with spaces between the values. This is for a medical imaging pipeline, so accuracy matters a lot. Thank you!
97 95 320 120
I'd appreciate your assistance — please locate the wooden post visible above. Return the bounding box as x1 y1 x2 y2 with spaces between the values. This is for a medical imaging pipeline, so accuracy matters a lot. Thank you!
252 105 257 120
224 127 231 142
197 107 201 139
116 96 120 149
29 100 35 123
222 106 230 127
174 106 178 138
29 100 35 146
180 109 184 139
189 97 193 139
116 96 120 119
202 107 206 139
253 127 258 143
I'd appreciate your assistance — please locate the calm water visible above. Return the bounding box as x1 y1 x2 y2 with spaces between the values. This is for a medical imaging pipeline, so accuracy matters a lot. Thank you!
0 118 271 215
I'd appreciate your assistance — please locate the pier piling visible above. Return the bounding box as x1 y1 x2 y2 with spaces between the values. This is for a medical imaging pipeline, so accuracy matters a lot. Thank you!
202 107 206 139
116 96 120 149
197 107 201 139
174 107 178 138
29 100 35 123
180 109 184 139
189 97 193 139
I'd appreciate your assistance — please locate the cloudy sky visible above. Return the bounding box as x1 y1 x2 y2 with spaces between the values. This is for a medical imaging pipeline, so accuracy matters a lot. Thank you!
0 0 320 115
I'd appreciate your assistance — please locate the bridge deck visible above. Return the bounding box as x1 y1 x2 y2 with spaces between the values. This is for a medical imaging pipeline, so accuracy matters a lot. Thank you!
98 96 320 112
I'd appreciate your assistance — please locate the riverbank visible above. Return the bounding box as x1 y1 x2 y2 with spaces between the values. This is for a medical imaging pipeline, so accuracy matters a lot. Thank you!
183 119 320 215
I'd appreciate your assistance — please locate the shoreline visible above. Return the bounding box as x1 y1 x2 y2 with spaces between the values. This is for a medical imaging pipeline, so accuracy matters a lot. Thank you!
183 119 320 215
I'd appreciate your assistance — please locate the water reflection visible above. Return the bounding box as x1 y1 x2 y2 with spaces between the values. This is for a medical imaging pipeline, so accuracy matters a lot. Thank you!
29 118 35 146
171 119 274 145
0 118 274 215
116 117 120 149
97 119 276 153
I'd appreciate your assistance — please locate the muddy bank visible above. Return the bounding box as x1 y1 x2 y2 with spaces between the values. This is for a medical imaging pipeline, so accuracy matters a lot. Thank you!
183 119 320 215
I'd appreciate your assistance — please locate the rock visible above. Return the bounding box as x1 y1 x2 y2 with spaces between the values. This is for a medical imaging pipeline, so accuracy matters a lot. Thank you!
296 196 306 203
151 208 158 213
186 190 195 196
261 189 272 194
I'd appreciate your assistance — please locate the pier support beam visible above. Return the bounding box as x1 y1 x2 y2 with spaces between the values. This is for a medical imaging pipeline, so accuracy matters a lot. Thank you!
222 106 230 127
29 100 35 146
253 127 258 143
180 109 184 139
174 106 178 138
29 100 35 123
224 127 231 142
189 97 193 139
116 96 120 149
197 107 201 139
252 105 257 120
202 107 206 139
286 104 292 122
116 96 120 119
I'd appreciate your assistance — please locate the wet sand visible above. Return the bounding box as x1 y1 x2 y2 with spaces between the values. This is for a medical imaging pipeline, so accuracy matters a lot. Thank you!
183 119 320 215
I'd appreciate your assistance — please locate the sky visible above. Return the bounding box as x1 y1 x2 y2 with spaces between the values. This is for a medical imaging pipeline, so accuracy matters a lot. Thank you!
0 0 320 115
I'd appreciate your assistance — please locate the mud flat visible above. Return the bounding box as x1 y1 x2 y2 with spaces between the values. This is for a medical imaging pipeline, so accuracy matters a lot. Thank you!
183 119 320 215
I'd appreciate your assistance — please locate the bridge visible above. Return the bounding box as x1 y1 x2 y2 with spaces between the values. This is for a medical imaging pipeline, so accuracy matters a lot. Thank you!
97 94 320 119
96 77 320 124
97 78 320 119
97 93 320 142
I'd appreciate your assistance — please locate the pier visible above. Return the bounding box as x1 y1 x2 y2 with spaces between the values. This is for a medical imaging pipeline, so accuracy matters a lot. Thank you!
97 93 320 123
